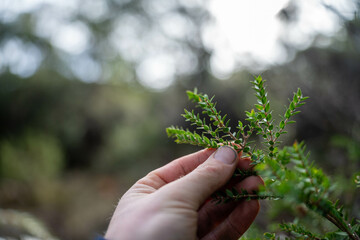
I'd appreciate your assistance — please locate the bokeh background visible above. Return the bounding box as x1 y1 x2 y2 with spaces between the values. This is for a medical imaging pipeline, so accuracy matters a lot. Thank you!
0 0 359 239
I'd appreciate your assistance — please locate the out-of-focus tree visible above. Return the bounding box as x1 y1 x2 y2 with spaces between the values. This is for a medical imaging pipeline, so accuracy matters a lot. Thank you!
0 0 212 89
0 2 215 238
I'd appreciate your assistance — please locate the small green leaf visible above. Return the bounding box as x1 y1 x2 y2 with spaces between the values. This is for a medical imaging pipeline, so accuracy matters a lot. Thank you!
225 189 234 197
285 109 291 118
297 88 302 97
335 231 348 236
265 103 270 112
262 96 267 104
290 101 295 111
266 113 272 121
225 119 231 127
255 104 264 111
264 232 275 239
234 139 242 144
279 121 285 129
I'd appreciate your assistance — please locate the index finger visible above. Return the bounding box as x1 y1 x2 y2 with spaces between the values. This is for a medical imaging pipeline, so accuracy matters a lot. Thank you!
138 148 216 190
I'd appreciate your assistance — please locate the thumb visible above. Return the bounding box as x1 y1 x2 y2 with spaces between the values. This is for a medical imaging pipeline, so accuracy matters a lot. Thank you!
163 146 238 209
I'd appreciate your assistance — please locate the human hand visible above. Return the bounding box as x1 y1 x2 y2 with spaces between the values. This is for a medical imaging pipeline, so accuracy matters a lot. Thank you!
105 146 263 240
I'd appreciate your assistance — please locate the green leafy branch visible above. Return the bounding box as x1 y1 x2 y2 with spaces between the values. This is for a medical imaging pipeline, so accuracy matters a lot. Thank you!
212 188 281 204
264 142 359 240
183 89 241 150
166 76 359 239
248 76 309 158
167 76 307 161
279 222 322 240
166 127 218 149
233 168 258 178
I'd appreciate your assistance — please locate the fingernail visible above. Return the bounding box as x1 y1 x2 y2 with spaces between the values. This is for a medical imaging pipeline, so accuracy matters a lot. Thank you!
214 146 237 164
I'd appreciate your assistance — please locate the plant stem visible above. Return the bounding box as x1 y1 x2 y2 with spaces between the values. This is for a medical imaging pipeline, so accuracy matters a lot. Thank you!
327 212 360 240
203 97 237 141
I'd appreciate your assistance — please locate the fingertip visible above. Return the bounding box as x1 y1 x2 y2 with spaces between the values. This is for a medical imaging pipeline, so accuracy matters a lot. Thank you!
246 199 261 219
234 175 264 193
200 148 217 160
237 157 253 170
258 176 265 186
214 146 238 165
251 198 261 212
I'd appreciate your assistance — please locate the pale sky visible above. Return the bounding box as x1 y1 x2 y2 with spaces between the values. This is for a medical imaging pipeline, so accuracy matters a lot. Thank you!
136 0 355 87
205 0 355 79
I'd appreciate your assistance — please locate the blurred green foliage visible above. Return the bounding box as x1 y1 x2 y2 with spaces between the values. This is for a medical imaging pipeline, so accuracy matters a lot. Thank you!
0 131 63 181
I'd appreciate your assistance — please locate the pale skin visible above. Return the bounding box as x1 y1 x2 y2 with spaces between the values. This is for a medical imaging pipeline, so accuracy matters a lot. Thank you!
105 146 263 240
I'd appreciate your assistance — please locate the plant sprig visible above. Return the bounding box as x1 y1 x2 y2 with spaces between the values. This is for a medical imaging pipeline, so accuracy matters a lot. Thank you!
212 188 281 204
248 75 309 158
166 76 359 240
